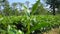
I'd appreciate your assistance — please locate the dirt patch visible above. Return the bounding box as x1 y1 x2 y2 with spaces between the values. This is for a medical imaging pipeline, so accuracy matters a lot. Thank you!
43 28 60 34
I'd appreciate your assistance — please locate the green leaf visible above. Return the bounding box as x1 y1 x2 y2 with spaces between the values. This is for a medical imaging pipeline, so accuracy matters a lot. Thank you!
31 0 40 15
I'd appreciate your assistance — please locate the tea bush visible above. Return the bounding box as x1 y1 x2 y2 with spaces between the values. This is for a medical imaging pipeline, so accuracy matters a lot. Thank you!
0 15 60 34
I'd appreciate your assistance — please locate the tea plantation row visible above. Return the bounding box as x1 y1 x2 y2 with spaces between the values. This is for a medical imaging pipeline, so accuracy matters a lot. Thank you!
0 15 60 34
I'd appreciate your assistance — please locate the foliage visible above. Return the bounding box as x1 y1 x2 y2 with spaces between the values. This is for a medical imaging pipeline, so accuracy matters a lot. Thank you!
31 0 40 15
0 0 60 34
45 0 60 15
0 15 60 34
34 3 48 15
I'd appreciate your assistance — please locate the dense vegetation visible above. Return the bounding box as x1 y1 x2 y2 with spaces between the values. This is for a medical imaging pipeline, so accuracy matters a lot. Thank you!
0 15 60 34
0 0 60 34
